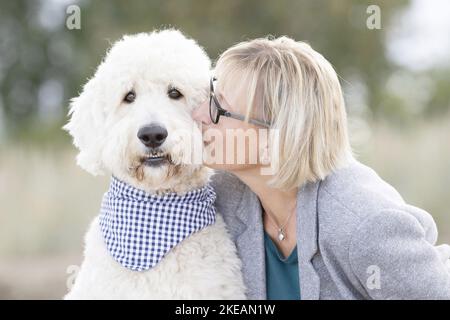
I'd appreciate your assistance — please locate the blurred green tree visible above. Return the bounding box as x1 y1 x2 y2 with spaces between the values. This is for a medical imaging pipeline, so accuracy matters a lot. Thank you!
1 0 449 144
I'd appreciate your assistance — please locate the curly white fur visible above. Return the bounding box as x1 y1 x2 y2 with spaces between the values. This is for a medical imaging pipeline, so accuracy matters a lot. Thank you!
63 29 246 299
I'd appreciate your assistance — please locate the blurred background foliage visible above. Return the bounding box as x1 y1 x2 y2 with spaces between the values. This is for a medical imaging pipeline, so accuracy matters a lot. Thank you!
0 0 449 299
3 0 450 143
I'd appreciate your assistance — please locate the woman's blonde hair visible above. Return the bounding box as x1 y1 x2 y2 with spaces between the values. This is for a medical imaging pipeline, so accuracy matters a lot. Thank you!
214 36 354 190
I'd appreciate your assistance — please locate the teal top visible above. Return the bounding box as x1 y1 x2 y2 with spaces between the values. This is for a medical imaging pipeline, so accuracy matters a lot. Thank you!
264 231 301 300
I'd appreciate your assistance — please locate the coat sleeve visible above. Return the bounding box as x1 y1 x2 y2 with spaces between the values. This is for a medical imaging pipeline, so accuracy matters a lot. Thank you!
348 208 450 299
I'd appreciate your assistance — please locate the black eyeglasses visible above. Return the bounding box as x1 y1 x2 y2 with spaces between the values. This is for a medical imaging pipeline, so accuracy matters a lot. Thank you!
209 77 271 127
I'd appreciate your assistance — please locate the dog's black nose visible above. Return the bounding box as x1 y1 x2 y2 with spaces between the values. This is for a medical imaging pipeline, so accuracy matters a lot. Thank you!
137 124 168 148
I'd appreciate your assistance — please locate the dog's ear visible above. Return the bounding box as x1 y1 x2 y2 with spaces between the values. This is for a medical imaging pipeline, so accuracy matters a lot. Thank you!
63 75 106 175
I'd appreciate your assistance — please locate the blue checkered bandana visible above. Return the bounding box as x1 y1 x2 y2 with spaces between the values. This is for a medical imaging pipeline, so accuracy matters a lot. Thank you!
99 176 217 271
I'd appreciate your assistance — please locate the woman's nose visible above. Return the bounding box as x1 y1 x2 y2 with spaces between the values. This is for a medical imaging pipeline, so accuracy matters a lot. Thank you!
192 99 212 125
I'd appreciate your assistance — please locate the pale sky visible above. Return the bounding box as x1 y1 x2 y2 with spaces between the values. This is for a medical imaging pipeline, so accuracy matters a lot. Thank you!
387 0 450 71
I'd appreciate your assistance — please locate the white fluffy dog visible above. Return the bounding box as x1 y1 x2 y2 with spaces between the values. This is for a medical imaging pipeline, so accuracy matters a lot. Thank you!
63 29 246 299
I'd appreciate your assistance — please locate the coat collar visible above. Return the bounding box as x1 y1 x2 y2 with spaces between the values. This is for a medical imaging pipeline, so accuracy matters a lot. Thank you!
295 180 321 299
233 179 321 300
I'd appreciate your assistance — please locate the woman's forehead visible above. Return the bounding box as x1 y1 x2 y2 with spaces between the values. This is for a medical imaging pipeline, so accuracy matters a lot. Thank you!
219 81 248 113
216 71 248 102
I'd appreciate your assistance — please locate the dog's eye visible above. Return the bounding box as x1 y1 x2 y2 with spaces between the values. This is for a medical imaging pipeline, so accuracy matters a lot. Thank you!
168 88 183 100
124 91 136 103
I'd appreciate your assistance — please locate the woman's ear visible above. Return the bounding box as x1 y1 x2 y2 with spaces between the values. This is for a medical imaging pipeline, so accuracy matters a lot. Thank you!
63 75 106 175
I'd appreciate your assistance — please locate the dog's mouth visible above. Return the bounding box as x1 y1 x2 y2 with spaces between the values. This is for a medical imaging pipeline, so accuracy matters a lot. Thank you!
141 150 172 167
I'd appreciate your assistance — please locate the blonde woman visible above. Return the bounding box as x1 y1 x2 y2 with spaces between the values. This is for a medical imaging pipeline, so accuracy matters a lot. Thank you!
192 36 450 300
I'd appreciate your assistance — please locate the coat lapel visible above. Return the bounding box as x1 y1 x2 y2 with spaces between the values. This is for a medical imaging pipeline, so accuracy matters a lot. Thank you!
234 186 266 299
232 179 322 300
296 180 321 299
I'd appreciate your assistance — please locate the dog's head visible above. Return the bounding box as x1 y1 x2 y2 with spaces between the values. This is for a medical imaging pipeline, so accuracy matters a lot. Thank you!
64 29 211 193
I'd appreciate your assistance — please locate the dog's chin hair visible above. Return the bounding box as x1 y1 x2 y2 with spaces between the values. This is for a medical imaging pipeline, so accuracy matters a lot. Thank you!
130 162 145 182
125 160 211 195
128 160 180 182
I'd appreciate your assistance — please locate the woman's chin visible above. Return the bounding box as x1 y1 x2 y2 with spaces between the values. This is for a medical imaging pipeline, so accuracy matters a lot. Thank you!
204 160 260 173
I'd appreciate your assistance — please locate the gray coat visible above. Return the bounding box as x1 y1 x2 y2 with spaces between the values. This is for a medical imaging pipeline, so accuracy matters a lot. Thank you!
211 158 450 300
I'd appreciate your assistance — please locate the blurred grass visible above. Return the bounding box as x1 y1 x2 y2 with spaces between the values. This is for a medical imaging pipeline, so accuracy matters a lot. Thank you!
354 115 450 244
0 145 108 257
0 115 449 298
0 144 108 299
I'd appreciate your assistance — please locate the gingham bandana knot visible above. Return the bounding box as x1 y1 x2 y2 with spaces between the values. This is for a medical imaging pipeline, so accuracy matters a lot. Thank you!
99 176 216 271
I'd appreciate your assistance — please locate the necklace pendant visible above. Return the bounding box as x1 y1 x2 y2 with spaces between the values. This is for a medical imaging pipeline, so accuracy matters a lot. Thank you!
278 228 285 241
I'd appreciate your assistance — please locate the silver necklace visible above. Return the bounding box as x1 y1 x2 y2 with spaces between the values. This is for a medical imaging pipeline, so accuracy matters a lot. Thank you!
264 209 295 241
